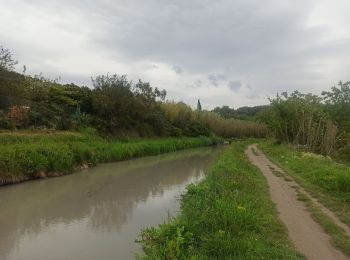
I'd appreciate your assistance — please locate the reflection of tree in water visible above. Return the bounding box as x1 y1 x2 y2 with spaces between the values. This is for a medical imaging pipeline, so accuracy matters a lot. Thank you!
0 147 222 259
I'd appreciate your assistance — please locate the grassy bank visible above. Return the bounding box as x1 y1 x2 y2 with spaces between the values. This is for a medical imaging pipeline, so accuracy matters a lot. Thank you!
258 140 350 227
138 142 301 259
0 131 220 185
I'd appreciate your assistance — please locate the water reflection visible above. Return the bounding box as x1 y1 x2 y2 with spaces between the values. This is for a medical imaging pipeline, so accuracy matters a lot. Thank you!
0 146 222 260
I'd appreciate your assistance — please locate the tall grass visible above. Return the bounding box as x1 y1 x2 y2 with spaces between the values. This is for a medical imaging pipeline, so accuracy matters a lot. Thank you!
0 130 98 144
138 141 300 259
161 101 268 138
260 92 338 155
0 132 220 185
200 111 268 138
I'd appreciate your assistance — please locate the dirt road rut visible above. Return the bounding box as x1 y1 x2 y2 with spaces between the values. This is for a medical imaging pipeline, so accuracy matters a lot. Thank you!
245 144 348 260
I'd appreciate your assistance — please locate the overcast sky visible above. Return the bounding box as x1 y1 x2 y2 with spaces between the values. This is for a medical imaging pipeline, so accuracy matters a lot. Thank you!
1 0 349 109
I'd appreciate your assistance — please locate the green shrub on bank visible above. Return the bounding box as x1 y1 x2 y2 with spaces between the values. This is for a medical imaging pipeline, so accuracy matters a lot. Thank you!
0 135 220 185
138 142 300 259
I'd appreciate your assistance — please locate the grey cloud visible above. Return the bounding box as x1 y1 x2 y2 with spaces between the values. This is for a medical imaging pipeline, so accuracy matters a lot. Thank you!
208 73 227 87
246 94 260 100
187 79 203 89
173 66 183 74
195 79 203 88
228 80 242 92
88 0 349 92
1 0 350 108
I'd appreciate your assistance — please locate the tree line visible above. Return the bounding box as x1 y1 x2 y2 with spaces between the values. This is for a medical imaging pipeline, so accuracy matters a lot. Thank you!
0 46 266 138
1 46 349 156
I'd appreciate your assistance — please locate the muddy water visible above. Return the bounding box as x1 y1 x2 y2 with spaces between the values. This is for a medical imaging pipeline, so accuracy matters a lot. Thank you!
0 147 222 260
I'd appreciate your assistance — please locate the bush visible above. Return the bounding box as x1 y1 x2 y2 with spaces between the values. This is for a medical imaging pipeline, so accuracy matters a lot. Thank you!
260 91 337 155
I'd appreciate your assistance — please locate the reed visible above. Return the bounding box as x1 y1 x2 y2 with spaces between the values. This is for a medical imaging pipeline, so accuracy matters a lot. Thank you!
161 102 268 138
0 132 220 185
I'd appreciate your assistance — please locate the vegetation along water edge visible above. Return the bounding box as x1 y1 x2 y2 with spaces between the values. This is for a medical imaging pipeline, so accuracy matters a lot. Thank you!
137 141 302 259
0 130 221 186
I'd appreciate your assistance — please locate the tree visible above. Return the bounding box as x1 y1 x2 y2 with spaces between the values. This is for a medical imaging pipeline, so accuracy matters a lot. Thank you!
322 81 350 131
235 105 268 120
212 105 235 118
197 99 202 111
0 46 18 71
91 74 168 136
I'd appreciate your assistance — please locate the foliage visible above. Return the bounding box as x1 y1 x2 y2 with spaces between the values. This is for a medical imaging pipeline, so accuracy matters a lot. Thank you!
322 81 350 133
161 101 267 138
0 67 268 138
260 91 337 155
83 74 170 136
212 105 235 118
235 105 269 120
0 131 220 185
161 102 195 135
201 111 268 138
138 141 301 259
212 105 268 120
0 46 270 139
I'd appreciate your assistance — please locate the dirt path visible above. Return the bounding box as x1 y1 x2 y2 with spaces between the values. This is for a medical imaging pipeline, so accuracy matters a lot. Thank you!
245 144 348 260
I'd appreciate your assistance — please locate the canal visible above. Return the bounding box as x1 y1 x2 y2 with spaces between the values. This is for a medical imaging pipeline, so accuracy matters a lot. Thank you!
0 146 222 260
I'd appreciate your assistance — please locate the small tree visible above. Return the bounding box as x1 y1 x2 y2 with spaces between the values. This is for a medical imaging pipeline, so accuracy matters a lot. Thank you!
197 99 202 111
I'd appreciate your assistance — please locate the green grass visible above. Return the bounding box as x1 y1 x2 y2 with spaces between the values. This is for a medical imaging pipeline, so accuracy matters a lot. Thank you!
258 140 350 227
0 130 97 144
137 141 301 259
0 131 220 185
